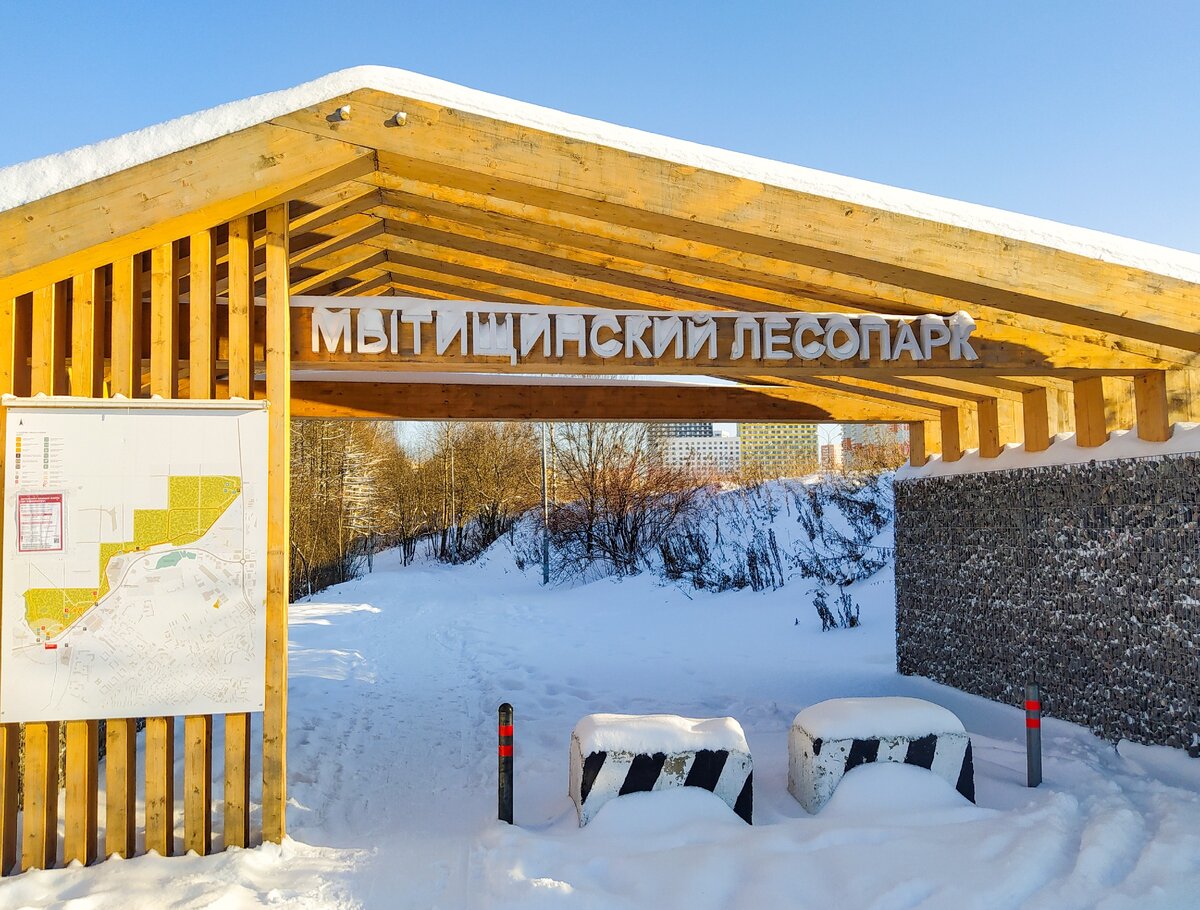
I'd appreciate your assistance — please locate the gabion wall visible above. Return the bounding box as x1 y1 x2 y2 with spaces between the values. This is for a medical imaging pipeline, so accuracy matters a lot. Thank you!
895 455 1200 755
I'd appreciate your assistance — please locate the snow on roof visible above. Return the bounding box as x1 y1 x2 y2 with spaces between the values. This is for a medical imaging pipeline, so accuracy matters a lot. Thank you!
2 67 1198 284
793 697 965 741
572 713 749 756
897 422 1200 481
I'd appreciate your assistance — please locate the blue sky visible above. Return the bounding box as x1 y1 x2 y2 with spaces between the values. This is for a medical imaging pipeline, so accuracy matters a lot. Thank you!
1 1 1197 251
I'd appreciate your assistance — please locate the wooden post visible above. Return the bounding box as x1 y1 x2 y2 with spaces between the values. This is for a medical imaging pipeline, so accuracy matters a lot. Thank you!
977 397 1002 458
262 204 290 843
1022 386 1052 453
144 716 175 856
63 720 99 866
104 719 137 859
1134 371 1171 442
1072 377 1109 447
907 421 927 467
184 715 213 855
0 296 22 875
939 407 963 463
21 721 60 870
224 714 251 848
110 255 143 397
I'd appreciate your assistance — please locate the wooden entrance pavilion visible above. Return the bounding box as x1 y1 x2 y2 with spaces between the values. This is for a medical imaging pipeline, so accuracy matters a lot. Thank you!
0 67 1197 873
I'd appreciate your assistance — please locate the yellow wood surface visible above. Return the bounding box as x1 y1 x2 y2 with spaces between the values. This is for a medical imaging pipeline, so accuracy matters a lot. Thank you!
189 230 216 398
63 719 99 866
150 243 178 397
227 217 255 399
21 721 60 870
977 398 1002 458
1022 387 1051 453
1073 377 1109 448
908 422 927 467
105 718 137 859
0 724 16 874
145 716 176 856
1134 371 1171 441
110 255 143 397
263 204 290 843
940 407 964 463
184 715 213 856
223 713 251 848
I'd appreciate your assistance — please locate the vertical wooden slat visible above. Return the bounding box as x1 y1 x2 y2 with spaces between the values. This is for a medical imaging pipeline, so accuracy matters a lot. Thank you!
227 217 254 400
104 719 137 858
977 397 1001 458
21 721 59 870
263 205 290 843
110 255 143 397
183 715 212 855
224 215 255 846
939 406 963 463
0 296 21 874
1022 386 1052 453
144 716 175 856
907 421 927 467
223 714 251 848
1072 376 1109 448
1134 371 1171 442
150 243 178 398
23 284 65 870
63 720 98 866
189 230 216 399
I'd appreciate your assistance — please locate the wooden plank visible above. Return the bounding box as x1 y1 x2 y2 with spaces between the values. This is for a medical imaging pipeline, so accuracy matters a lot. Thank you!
977 397 1002 458
1022 386 1052 452
21 721 60 870
144 716 175 856
290 219 384 268
1073 377 1109 447
227 217 255 398
0 130 372 301
263 204 290 843
0 295 22 875
908 422 927 467
290 187 380 236
31 283 68 395
0 724 15 874
183 715 212 855
940 407 964 463
110 255 143 397
1134 371 1171 441
104 718 137 858
150 242 178 397
284 379 923 422
224 712 251 848
63 720 99 866
70 270 106 396
291 249 386 295
189 229 216 398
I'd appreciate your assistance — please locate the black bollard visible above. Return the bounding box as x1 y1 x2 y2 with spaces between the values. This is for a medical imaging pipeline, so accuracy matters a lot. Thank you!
1025 683 1042 787
498 703 514 823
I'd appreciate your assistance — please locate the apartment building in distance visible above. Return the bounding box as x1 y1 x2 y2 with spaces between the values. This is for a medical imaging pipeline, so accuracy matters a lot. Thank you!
737 423 819 477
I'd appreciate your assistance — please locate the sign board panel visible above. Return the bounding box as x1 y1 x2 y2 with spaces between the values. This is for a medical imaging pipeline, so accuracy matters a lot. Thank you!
0 398 268 722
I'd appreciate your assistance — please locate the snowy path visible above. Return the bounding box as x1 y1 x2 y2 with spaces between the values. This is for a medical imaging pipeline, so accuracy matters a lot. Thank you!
2 549 1200 908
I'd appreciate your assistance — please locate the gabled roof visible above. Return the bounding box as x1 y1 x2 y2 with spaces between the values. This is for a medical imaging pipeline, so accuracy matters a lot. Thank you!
2 65 1197 282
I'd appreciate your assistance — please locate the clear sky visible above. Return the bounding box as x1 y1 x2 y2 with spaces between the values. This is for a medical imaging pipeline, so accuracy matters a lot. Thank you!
1 1 1197 251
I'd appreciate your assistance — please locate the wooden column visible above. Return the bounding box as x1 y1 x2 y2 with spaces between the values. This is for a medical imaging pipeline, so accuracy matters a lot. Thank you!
22 282 66 871
262 204 290 843
104 720 137 859
907 421 927 467
1134 371 1172 442
939 406 963 463
1022 387 1052 453
110 255 143 397
224 216 255 847
1072 377 1109 447
185 229 216 856
145 244 178 857
977 397 1002 458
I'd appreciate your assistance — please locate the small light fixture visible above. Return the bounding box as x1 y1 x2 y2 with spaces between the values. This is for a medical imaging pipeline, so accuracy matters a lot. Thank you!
391 111 408 127
328 104 352 123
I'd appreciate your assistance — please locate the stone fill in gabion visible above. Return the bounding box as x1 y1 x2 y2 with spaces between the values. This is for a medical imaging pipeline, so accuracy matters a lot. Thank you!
895 454 1200 755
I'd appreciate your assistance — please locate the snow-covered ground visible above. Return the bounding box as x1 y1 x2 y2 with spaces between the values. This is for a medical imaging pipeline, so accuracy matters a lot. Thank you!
3 524 1200 908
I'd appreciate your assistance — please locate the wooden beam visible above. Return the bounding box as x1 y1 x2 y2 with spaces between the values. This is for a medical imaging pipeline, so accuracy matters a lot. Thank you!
111 255 143 397
105 719 137 859
0 724 14 874
330 272 391 297
290 220 384 269
1022 386 1052 452
184 715 213 856
0 131 373 301
1134 371 1172 442
63 720 99 866
32 282 68 395
977 397 1002 458
145 716 175 856
21 721 59 870
189 229 216 398
291 249 386 295
908 421 927 467
290 187 380 236
263 204 290 843
224 714 251 849
940 407 964 463
227 217 255 398
70 269 105 396
150 242 178 397
0 295 19 875
1073 377 1109 447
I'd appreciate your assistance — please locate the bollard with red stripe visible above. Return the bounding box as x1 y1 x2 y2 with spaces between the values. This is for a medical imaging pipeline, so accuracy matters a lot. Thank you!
499 703 514 823
1025 683 1042 787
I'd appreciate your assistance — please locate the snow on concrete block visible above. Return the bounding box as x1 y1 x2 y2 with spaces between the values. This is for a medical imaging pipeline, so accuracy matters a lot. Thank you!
788 697 974 814
569 713 753 826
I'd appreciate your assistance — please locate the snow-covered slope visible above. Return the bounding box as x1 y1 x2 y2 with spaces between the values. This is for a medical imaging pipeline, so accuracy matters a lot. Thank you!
4 66 1200 282
2 483 1198 908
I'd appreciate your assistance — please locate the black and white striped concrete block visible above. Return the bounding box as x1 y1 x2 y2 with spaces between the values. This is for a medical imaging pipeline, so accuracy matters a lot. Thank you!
788 697 974 814
569 714 753 826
